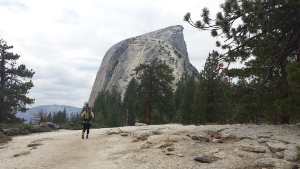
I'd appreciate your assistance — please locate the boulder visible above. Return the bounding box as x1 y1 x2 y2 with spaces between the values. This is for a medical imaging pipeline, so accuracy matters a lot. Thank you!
39 122 59 130
135 123 147 126
135 131 151 140
13 151 30 157
211 138 223 143
266 141 287 153
194 155 215 163
107 128 121 135
187 131 209 142
255 158 293 169
239 145 267 153
284 148 299 161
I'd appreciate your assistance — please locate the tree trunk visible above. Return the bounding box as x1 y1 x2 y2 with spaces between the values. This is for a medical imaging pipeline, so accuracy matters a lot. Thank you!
297 36 300 61
279 60 290 124
146 90 152 125
280 115 289 124
145 60 155 125
0 49 5 122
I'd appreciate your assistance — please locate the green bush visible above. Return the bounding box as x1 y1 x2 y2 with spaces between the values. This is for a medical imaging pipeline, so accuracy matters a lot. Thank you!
91 123 101 129
1 124 51 136
21 124 51 133
0 134 12 144
297 146 300 161
58 122 83 130
72 124 83 130
0 123 15 130
57 122 101 130
5 128 23 136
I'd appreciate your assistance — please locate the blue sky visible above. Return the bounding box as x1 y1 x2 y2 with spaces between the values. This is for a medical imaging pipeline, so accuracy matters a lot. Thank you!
0 0 225 108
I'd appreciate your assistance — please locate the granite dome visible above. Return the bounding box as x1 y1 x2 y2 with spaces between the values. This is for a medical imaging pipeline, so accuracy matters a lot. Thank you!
88 25 199 106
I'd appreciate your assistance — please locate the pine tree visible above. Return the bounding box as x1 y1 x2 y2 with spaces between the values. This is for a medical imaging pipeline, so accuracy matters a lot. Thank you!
92 93 108 127
179 76 196 125
285 62 300 123
195 52 225 123
61 107 68 123
52 112 57 123
191 73 206 124
106 87 123 127
134 58 175 125
81 102 89 113
184 0 300 124
52 111 59 123
173 76 187 123
31 110 47 124
92 88 123 127
122 78 139 126
0 39 35 122
46 113 52 122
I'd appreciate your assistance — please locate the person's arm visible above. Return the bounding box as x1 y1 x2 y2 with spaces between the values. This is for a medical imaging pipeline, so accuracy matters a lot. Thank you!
91 112 95 118
80 112 84 118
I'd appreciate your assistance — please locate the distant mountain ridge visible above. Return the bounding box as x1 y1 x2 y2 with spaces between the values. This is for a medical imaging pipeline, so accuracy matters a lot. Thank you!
16 105 82 123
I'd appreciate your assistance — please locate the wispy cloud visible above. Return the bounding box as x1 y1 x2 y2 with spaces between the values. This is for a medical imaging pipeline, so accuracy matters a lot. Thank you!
56 9 80 25
0 0 225 108
0 0 27 10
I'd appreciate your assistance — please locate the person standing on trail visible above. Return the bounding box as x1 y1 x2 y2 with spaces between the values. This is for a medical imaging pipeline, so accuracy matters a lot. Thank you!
81 106 94 139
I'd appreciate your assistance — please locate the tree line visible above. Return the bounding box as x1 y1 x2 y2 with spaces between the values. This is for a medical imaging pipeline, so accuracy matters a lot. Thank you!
184 0 300 124
30 108 82 124
91 52 299 128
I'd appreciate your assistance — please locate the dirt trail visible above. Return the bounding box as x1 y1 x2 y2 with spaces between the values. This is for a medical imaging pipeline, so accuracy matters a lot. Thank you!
0 126 205 169
0 124 299 169
0 128 141 169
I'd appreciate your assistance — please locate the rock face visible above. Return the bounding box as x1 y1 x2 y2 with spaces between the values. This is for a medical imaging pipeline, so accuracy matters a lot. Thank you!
89 25 199 106
108 124 300 169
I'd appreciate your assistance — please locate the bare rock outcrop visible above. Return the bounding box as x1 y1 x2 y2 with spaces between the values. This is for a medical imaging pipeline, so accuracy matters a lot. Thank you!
88 25 199 106
114 124 300 168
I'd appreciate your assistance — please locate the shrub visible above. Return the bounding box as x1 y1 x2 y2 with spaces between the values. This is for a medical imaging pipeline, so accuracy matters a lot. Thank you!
21 124 51 133
297 146 300 161
5 128 22 136
0 134 12 144
58 123 83 130
1 124 51 136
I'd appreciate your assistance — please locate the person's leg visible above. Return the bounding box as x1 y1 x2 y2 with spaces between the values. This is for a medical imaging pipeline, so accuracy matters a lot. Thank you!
82 123 87 139
86 124 91 139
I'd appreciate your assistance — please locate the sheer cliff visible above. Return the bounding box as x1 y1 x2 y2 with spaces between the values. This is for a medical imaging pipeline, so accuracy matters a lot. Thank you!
88 25 199 106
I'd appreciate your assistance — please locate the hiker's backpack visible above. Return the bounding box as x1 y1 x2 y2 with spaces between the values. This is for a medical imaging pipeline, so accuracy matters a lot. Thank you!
83 110 92 122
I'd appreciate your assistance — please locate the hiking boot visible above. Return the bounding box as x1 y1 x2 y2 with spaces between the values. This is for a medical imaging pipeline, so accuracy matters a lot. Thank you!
86 135 89 139
82 134 84 139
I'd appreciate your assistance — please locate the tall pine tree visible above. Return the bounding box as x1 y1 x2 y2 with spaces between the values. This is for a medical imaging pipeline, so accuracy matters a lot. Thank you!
122 78 139 126
134 58 175 125
179 76 196 125
0 39 35 122
193 51 229 124
184 0 300 124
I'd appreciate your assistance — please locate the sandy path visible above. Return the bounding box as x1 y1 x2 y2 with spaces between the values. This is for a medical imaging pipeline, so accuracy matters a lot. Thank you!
0 128 141 169
0 126 210 169
1 124 299 169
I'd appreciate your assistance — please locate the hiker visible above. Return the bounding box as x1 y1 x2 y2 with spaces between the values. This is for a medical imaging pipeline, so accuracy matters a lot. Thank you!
81 106 94 139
